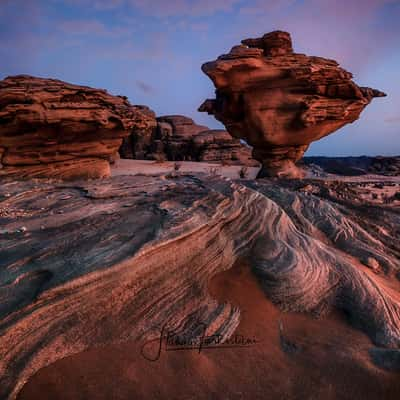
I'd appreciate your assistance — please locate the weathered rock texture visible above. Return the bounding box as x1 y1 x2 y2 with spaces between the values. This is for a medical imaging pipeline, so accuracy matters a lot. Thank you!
0 75 154 179
119 114 258 166
118 105 157 159
0 173 399 399
192 129 257 165
0 76 258 172
156 115 210 160
199 30 386 178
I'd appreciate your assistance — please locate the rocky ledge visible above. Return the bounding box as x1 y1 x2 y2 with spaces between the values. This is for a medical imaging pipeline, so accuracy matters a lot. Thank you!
0 75 154 179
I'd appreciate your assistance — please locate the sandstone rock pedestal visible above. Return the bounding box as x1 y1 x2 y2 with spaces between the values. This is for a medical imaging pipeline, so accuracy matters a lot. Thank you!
199 31 386 178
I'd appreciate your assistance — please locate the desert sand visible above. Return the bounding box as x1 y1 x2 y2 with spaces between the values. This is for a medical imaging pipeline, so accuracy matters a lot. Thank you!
112 159 260 180
19 260 400 400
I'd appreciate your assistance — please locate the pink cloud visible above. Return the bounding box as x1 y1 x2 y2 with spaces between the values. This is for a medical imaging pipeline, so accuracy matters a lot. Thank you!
57 19 136 40
57 0 241 16
85 31 168 62
127 0 241 17
93 0 124 10
385 116 400 124
59 20 108 36
235 0 399 74
239 0 297 15
53 0 124 11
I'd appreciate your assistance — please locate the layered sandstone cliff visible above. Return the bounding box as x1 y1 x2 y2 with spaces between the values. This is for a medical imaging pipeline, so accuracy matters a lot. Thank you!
0 75 154 179
199 31 386 178
120 114 258 166
0 76 259 177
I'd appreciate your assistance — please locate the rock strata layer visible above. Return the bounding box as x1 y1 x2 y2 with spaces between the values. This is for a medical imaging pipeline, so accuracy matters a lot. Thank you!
0 173 399 399
199 30 386 178
119 114 258 166
0 75 154 179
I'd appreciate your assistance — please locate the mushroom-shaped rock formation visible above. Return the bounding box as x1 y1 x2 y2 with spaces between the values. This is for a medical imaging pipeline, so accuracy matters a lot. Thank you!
0 75 155 180
199 31 386 178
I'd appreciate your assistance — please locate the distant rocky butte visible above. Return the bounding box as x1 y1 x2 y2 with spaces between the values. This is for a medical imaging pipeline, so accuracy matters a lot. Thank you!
120 114 259 166
304 156 400 177
0 75 154 179
199 30 386 178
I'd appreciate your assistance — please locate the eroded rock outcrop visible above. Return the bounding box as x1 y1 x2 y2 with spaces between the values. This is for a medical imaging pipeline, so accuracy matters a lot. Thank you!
0 75 154 179
118 105 157 159
119 114 259 166
1 173 400 399
192 129 258 166
199 31 386 178
156 115 209 160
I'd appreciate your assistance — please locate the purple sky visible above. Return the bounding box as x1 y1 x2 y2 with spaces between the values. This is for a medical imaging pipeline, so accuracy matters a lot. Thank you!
1 0 399 156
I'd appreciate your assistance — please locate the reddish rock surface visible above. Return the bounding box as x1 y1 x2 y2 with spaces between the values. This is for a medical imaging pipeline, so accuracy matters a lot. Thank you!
118 105 157 159
156 115 209 161
192 129 258 166
1 174 399 399
0 75 154 179
119 114 259 166
199 31 386 178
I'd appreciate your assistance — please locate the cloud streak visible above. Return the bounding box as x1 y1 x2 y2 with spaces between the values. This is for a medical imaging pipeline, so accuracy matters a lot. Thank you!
136 80 156 94
385 116 400 124
59 20 108 36
127 0 241 17
236 0 400 73
61 0 242 17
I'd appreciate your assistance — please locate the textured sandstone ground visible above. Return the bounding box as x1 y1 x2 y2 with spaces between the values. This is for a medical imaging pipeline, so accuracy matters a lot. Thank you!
18 261 400 400
0 171 399 399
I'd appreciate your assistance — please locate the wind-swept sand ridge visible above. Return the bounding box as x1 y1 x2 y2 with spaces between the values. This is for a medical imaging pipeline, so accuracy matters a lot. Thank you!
18 261 400 400
0 173 399 399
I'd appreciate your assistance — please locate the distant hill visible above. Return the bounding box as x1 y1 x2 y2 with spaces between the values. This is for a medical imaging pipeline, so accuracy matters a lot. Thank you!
303 156 400 176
